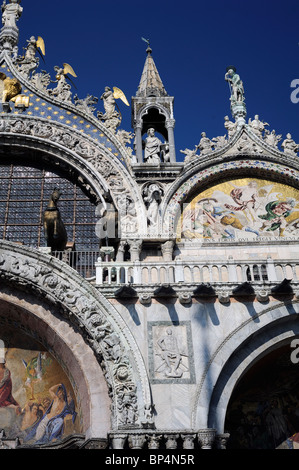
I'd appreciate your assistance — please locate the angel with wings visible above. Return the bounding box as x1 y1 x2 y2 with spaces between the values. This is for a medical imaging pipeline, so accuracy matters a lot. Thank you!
24 36 45 62
100 86 129 118
98 85 129 132
49 63 77 101
16 36 45 78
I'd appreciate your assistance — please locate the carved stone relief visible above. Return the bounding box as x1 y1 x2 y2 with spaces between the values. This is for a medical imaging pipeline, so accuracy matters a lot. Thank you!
148 322 195 384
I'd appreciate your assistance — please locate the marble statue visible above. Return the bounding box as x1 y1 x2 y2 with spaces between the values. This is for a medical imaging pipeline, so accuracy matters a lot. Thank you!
180 147 198 163
224 115 237 139
48 64 76 102
197 132 213 155
144 128 162 165
281 133 299 156
248 115 269 137
143 183 163 227
16 36 45 78
264 129 282 148
100 86 116 117
225 66 245 103
1 0 22 28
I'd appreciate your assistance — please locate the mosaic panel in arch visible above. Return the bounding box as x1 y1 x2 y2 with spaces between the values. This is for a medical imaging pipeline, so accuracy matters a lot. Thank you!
178 178 299 241
0 325 81 445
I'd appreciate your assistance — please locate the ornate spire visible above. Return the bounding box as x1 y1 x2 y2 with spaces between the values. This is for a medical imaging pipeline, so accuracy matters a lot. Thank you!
0 0 23 54
136 44 168 97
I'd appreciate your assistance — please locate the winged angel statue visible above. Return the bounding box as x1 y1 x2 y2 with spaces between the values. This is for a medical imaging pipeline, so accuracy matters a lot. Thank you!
48 62 77 102
16 35 45 78
97 85 129 132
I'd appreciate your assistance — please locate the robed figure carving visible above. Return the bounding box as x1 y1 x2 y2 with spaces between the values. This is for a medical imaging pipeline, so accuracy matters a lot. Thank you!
43 188 68 251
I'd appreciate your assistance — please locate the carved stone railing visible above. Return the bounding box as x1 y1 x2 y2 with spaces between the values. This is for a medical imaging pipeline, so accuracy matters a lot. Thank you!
94 257 299 286
52 251 299 302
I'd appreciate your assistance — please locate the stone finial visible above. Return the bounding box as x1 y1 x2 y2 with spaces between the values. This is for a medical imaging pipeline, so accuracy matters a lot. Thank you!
0 0 22 53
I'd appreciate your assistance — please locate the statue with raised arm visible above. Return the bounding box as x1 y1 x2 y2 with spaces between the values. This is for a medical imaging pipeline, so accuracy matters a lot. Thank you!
1 0 22 28
225 66 245 103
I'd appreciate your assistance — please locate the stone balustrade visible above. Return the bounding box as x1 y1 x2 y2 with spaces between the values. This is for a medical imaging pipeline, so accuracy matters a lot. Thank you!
95 256 299 287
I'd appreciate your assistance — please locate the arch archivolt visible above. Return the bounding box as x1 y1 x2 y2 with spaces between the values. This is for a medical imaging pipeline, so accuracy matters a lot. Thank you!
161 157 299 234
0 240 153 432
0 114 148 235
192 301 299 432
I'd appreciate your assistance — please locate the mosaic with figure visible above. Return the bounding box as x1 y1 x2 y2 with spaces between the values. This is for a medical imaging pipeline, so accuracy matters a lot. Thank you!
0 325 80 446
180 178 299 241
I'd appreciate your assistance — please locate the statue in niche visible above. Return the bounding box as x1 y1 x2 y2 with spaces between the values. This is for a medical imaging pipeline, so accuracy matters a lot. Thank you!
143 183 163 228
116 194 137 233
281 133 299 156
1 0 23 29
43 188 68 252
225 66 245 103
143 128 162 165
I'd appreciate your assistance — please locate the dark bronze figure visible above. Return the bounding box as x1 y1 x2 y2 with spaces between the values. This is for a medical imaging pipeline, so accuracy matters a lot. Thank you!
43 188 68 251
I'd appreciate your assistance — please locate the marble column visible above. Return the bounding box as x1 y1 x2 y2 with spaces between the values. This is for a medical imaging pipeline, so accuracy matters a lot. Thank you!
165 119 176 162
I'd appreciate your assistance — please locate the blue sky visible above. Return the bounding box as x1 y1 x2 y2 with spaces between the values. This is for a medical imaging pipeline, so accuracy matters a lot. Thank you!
16 0 299 162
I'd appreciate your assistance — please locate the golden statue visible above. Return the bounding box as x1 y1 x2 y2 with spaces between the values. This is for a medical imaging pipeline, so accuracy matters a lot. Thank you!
0 72 21 102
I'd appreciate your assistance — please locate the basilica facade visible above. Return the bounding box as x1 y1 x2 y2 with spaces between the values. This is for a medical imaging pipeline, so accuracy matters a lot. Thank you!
0 1 299 450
